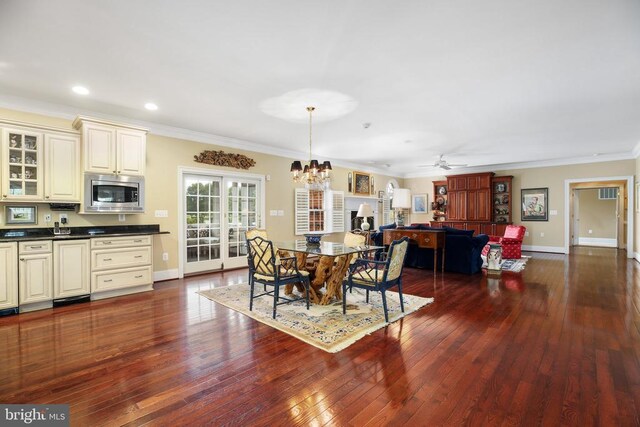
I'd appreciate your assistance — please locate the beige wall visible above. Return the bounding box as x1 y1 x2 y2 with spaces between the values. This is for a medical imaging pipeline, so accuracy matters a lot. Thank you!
406 160 636 250
0 107 402 274
576 189 617 239
636 155 640 259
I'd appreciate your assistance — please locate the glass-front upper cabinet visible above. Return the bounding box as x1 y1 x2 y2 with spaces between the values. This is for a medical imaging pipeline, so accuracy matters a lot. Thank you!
2 128 44 200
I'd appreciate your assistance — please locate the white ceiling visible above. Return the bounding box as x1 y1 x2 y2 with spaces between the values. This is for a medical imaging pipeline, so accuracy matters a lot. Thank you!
1 0 639 177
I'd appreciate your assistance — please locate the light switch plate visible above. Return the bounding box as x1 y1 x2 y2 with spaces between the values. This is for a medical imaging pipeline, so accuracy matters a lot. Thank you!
277 210 284 216
270 210 278 216
550 209 558 215
155 210 169 218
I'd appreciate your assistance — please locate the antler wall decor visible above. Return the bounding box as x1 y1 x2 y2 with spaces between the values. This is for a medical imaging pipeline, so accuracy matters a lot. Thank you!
194 150 256 170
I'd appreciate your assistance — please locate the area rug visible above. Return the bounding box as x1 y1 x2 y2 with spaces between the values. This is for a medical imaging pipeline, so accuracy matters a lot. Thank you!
482 255 530 272
198 285 433 353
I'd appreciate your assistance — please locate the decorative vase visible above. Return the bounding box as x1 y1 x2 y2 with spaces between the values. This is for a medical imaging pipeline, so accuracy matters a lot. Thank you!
304 233 323 246
487 244 502 270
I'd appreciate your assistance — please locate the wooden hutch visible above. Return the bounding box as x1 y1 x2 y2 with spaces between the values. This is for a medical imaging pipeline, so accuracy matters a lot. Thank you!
430 172 513 236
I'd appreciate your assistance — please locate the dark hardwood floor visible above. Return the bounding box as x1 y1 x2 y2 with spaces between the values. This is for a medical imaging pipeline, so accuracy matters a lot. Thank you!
1 247 639 426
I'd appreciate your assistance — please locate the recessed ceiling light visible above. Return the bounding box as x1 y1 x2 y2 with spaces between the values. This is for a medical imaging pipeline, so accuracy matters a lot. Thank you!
144 102 158 111
72 85 89 95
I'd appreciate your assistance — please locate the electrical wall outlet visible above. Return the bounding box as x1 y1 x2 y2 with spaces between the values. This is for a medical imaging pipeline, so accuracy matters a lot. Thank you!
118 214 126 222
59 213 68 222
540 232 545 237
524 231 529 237
588 229 593 234
44 214 52 223
162 252 169 261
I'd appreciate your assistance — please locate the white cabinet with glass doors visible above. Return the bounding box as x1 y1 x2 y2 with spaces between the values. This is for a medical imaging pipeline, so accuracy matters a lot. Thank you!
2 128 43 200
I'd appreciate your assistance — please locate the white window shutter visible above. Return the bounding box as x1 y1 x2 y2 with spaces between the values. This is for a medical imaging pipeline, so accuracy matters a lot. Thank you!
382 195 391 226
329 190 345 233
294 188 309 235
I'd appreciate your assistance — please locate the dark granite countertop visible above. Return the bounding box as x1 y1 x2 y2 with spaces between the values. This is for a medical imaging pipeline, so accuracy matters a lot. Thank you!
0 224 169 242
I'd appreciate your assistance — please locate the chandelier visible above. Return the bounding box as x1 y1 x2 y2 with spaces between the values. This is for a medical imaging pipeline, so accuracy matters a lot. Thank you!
290 106 332 188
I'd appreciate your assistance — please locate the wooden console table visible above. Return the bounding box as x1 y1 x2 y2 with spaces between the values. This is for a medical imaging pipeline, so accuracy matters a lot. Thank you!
383 229 446 275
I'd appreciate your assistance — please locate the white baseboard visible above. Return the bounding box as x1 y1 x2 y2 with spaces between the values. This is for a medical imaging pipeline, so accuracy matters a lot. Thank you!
577 237 617 248
521 245 566 254
154 269 179 282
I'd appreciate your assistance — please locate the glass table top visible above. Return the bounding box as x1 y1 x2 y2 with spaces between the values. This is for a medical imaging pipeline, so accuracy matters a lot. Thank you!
274 240 384 256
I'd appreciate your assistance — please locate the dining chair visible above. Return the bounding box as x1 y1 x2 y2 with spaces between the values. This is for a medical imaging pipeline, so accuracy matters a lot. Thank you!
342 236 409 323
247 236 310 319
343 231 367 263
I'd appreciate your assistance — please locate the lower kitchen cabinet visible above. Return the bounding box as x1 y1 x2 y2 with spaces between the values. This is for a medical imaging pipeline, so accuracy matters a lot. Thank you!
0 242 18 311
54 240 90 299
19 253 53 305
91 235 153 299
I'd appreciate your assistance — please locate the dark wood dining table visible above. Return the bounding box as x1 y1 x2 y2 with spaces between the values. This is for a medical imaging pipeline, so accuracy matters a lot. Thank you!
274 240 384 305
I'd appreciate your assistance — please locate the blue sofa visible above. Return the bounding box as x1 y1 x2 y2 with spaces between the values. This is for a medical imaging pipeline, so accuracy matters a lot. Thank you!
372 223 489 275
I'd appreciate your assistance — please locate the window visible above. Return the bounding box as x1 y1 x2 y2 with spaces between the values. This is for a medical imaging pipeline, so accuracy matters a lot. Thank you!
598 188 618 200
294 189 344 235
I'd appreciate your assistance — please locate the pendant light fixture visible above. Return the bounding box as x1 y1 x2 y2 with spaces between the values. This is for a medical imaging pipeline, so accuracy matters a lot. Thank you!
290 106 332 189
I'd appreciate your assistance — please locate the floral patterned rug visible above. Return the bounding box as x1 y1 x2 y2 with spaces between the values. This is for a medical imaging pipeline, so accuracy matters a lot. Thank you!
198 285 434 353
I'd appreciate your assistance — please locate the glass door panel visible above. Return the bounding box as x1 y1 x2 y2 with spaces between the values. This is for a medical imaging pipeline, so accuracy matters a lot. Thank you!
224 178 260 269
184 175 223 274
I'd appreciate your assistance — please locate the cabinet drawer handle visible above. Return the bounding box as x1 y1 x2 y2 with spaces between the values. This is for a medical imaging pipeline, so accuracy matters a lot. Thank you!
134 275 143 278
134 239 142 243
134 255 143 258
29 245 43 249
45 196 50 199
103 242 112 245
19 258 24 261
104 279 112 282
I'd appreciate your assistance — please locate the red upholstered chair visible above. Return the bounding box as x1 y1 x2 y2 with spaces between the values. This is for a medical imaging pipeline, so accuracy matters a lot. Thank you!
482 225 526 259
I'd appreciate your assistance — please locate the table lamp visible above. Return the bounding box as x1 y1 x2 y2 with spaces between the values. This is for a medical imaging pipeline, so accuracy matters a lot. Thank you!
393 188 411 227
356 203 374 231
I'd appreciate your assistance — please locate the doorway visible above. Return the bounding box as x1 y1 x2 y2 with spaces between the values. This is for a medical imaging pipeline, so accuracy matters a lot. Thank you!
564 176 634 257
179 167 265 277
571 187 619 248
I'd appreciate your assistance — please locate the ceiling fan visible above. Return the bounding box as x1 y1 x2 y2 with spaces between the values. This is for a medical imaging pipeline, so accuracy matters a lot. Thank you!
419 154 468 170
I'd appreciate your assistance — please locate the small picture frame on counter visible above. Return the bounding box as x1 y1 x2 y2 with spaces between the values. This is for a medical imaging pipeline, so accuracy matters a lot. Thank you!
5 205 37 225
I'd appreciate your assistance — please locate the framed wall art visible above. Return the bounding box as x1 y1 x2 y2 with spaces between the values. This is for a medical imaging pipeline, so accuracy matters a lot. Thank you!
353 171 371 196
412 194 428 213
5 205 37 225
521 188 548 221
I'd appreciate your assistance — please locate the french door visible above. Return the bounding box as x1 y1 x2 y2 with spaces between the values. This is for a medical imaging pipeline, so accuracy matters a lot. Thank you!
183 173 261 274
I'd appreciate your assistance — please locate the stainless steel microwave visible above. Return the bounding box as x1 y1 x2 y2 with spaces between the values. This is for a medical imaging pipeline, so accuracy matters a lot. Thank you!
84 174 144 213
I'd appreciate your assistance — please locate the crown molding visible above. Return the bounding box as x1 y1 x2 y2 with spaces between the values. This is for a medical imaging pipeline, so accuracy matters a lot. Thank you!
0 95 396 177
1 95 631 180
403 152 637 179
632 140 640 158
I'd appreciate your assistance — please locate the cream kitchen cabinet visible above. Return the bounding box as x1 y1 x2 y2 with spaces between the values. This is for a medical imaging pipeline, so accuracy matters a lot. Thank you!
73 117 147 176
0 242 18 312
18 240 53 307
2 128 44 200
53 240 90 299
44 133 81 202
90 235 153 298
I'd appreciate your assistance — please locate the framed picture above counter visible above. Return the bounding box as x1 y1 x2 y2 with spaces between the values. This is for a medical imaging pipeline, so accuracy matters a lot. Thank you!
5 205 37 224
